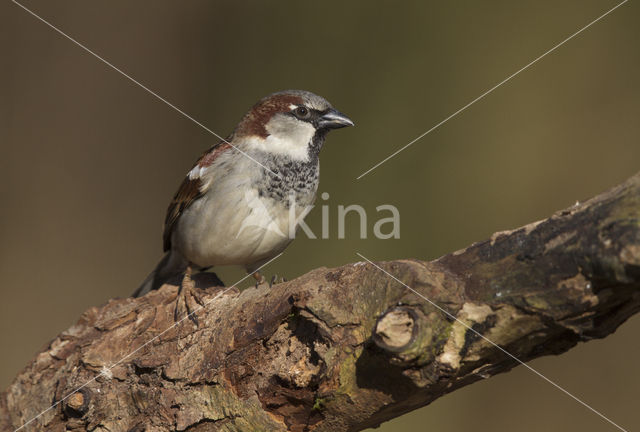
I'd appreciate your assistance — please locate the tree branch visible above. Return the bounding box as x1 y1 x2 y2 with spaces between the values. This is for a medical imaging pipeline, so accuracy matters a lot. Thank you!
3 173 640 432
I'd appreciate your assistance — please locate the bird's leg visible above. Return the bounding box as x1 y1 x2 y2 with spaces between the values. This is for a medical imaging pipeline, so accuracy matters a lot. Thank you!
174 264 201 325
252 271 266 288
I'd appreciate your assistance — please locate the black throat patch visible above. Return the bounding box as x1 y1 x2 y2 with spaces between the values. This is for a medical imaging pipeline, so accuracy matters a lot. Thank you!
255 150 320 208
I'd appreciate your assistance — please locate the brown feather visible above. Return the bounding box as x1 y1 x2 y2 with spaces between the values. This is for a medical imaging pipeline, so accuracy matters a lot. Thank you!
163 176 203 252
235 94 303 138
162 140 232 251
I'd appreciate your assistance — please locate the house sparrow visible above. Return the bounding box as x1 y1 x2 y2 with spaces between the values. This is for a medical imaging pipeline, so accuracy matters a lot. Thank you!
133 90 353 318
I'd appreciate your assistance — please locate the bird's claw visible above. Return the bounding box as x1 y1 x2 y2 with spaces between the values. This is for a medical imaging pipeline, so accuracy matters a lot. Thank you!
174 273 202 326
269 274 287 287
252 271 286 288
253 273 266 289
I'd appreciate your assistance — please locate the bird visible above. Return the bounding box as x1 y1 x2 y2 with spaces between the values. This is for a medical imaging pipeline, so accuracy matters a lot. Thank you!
132 90 353 320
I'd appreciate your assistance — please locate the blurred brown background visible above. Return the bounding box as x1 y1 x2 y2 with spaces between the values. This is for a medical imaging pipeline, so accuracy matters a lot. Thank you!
2 0 639 430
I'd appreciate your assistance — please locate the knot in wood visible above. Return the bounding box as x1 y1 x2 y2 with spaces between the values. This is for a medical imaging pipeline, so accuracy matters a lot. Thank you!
64 388 90 417
373 306 418 352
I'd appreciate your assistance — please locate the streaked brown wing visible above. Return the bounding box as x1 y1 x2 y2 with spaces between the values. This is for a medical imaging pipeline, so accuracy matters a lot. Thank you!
163 176 204 252
162 140 232 251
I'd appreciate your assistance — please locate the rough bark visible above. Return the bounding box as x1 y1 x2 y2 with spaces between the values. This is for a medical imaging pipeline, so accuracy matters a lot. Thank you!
3 173 640 432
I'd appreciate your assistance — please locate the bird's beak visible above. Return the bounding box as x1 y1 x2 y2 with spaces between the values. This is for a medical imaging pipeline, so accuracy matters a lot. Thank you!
318 108 354 129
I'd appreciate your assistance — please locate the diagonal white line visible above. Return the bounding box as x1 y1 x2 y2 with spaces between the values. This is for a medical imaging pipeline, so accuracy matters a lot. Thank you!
12 253 283 432
356 0 629 180
356 252 629 432
11 0 280 178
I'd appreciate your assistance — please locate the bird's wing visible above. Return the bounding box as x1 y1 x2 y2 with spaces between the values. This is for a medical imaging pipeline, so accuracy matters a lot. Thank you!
163 140 232 252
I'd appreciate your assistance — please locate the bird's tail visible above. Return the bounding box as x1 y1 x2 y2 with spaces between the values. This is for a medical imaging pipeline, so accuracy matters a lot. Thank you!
132 252 186 298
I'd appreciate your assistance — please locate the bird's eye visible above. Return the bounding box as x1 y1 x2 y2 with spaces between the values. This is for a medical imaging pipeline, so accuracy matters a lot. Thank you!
294 106 310 118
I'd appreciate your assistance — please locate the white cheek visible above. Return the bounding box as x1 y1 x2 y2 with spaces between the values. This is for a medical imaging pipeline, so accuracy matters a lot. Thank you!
247 118 315 161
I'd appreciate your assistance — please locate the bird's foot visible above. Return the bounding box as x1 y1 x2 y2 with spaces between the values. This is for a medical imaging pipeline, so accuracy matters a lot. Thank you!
252 271 287 288
174 268 203 326
269 274 287 287
252 271 266 289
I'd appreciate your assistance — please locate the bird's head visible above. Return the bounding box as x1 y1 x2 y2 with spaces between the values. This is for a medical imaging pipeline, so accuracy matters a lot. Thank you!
234 90 354 161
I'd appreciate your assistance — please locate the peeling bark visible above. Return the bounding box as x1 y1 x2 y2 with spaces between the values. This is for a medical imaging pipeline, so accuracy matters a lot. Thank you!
2 173 640 432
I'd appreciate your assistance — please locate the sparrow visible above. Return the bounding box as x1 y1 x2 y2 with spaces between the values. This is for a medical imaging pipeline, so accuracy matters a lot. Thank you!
132 90 353 319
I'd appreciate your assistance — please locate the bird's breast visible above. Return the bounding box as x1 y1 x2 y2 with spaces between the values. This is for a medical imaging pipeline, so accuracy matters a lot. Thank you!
172 158 318 268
